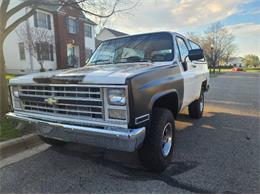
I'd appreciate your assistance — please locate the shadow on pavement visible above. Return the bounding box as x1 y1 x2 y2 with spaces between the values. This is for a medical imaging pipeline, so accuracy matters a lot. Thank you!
50 110 259 193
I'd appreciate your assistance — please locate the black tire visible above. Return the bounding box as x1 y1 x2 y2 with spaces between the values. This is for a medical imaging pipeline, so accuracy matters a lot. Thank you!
38 135 66 146
138 108 175 172
188 92 204 119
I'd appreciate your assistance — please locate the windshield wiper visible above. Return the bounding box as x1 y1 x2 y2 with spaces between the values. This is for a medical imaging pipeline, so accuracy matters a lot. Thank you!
114 60 150 64
91 59 112 65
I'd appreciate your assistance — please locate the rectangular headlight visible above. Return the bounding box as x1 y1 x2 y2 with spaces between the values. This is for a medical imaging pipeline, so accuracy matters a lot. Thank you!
11 86 20 98
108 109 126 120
10 86 22 110
108 88 126 106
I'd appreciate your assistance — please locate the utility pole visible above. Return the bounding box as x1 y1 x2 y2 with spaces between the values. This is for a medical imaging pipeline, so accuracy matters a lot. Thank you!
210 44 214 74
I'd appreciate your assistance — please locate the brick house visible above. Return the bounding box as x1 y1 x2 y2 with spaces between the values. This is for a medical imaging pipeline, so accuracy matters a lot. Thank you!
53 5 96 69
4 0 96 74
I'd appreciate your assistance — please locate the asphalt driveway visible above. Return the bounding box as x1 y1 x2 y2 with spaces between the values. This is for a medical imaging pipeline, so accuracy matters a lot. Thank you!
0 72 259 193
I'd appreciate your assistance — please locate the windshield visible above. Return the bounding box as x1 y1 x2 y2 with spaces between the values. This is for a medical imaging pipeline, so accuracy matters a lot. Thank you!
88 32 174 65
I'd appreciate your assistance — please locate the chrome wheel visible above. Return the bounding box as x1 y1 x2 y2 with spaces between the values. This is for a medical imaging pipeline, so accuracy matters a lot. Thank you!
161 122 173 157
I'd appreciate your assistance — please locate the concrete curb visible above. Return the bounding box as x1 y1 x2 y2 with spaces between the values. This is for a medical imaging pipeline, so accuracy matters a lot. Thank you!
0 133 43 160
0 144 50 169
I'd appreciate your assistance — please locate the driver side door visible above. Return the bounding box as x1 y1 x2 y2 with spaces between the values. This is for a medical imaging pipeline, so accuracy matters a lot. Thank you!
175 36 197 109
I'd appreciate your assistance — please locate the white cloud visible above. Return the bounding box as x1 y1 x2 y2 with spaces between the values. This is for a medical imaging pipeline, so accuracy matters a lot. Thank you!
251 9 260 15
238 7 260 15
106 0 180 34
105 0 252 33
225 23 260 57
170 0 252 27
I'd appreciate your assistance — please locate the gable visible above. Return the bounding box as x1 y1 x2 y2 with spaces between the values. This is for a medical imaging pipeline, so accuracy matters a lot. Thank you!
96 29 117 41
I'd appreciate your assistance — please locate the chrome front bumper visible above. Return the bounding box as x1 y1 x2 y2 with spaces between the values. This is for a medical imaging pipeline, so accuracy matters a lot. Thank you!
6 112 146 152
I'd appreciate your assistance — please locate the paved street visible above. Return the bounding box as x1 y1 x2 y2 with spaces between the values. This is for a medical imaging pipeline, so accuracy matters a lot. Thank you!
0 72 259 193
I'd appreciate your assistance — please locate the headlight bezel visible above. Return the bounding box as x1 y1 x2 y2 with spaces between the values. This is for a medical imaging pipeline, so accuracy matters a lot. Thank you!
10 85 22 110
105 87 129 122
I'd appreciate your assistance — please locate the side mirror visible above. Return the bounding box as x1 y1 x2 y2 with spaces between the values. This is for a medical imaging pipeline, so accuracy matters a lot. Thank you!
188 49 204 61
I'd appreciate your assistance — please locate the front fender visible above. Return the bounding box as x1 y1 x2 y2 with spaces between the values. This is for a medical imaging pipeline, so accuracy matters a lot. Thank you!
127 64 184 128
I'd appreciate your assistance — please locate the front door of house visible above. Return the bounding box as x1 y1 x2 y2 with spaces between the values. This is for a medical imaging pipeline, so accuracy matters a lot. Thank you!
67 44 80 67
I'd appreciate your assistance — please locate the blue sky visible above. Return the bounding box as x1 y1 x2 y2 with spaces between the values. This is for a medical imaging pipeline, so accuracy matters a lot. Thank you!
223 0 260 25
103 0 260 57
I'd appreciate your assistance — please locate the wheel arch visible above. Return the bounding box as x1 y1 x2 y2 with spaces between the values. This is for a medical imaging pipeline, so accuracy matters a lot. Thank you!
201 79 209 92
150 90 180 118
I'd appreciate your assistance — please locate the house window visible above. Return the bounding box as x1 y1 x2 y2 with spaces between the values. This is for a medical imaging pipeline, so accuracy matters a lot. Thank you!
84 25 92 38
35 42 54 61
34 11 51 30
18 42 25 60
67 17 77 34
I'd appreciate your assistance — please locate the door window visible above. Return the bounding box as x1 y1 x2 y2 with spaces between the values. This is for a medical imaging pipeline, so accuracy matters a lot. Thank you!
67 44 79 67
176 37 189 62
176 37 189 71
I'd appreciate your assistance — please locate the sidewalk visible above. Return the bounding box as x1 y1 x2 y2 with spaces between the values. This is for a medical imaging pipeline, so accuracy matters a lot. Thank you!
0 133 49 168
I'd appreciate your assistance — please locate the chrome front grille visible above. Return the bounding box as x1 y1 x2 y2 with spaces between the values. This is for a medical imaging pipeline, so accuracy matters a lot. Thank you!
19 85 103 120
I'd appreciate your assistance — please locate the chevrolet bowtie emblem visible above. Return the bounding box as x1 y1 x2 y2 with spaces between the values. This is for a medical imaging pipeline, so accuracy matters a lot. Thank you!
44 98 57 105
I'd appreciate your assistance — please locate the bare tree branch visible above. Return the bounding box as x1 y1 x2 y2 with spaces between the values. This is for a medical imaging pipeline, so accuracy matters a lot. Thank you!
70 0 120 18
3 8 35 39
72 0 140 18
0 0 10 30
112 0 141 14
16 24 55 71
5 0 39 21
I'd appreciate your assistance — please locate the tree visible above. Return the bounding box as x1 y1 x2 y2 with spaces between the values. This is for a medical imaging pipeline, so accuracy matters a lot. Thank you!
0 0 139 118
242 54 260 67
16 25 55 72
222 44 237 66
188 22 237 73
186 32 203 44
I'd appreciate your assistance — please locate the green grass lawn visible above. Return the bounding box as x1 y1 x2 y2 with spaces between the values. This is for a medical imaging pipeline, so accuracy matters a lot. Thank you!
210 68 260 73
245 69 260 72
0 117 22 142
243 68 260 73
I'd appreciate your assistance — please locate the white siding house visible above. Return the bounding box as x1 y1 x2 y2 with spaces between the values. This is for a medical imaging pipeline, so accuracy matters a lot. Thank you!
4 0 96 74
4 1 57 74
84 22 96 61
229 57 245 67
